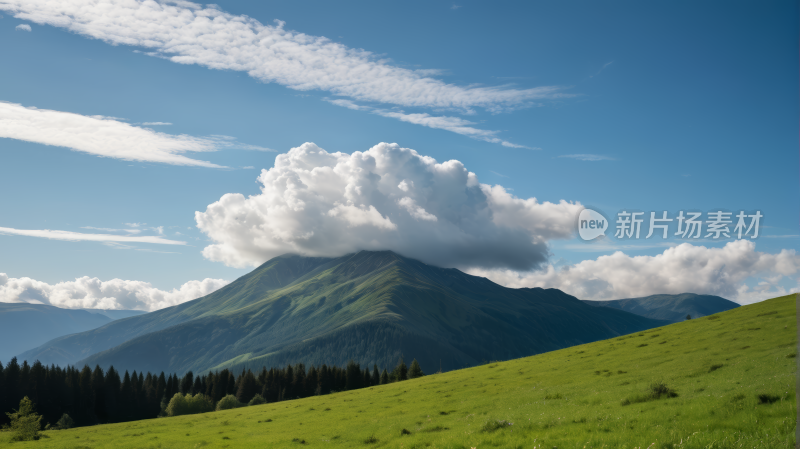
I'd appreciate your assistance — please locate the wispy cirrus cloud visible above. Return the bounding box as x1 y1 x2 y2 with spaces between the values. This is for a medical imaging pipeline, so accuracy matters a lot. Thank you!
81 226 142 234
0 0 566 113
326 99 533 148
0 227 186 245
140 121 172 126
0 101 272 167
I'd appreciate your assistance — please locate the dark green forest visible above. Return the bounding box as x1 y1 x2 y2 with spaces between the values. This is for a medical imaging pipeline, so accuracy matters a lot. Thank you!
0 355 423 429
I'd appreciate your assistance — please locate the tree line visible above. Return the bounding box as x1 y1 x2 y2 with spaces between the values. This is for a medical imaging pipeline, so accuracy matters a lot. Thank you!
0 355 423 430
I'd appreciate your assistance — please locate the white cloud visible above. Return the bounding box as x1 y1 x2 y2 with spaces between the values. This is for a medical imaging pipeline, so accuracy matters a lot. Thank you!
325 99 531 148
0 273 230 311
0 227 186 245
195 142 582 270
14 22 29 31
559 154 614 161
0 0 565 112
0 102 273 166
81 226 142 234
141 121 172 126
469 240 800 305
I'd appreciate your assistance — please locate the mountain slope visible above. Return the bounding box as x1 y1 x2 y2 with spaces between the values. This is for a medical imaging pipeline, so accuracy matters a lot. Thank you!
582 293 739 322
83 309 147 320
0 303 112 362
20 294 797 449
63 251 668 375
17 255 333 367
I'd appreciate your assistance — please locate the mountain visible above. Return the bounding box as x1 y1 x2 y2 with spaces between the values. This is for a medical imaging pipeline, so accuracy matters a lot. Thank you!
20 251 669 375
582 293 740 322
0 304 149 363
84 309 148 320
0 303 112 362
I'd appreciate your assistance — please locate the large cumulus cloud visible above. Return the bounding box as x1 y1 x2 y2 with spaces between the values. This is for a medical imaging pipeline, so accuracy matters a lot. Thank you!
0 273 230 311
469 240 800 304
196 142 582 270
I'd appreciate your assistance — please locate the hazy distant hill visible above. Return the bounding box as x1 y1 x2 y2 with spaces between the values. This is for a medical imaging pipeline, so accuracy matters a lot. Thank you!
582 293 739 322
21 251 668 374
0 303 110 362
0 304 148 363
83 309 148 320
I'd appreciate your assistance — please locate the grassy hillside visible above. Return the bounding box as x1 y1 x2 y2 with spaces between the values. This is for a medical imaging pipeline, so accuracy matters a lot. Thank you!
584 293 740 322
14 294 796 448
75 251 665 374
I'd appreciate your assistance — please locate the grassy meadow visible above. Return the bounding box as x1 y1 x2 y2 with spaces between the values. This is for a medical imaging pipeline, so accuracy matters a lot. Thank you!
8 294 796 448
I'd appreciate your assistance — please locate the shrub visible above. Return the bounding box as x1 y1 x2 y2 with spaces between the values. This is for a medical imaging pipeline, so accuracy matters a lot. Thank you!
216 394 245 411
400 428 411 435
363 435 379 444
481 420 512 432
166 393 189 417
648 381 678 399
248 394 266 406
757 393 781 404
167 393 215 417
622 381 677 406
53 413 74 430
187 393 215 414
6 396 43 442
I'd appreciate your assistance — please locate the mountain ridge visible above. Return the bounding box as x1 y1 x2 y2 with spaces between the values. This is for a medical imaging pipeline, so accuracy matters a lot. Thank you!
582 293 739 322
21 251 669 374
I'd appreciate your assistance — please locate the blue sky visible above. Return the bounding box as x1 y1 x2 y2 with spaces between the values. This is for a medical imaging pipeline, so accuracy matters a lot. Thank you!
0 0 797 309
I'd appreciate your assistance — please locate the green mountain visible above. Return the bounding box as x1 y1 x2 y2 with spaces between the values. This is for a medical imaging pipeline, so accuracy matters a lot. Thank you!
582 293 739 322
20 251 668 375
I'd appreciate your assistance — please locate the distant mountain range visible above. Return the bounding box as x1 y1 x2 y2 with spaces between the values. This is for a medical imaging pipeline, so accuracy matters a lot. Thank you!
0 303 146 362
582 293 739 322
18 251 668 375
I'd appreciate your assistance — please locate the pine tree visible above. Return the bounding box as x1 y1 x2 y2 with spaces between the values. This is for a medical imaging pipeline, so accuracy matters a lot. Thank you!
408 359 424 379
91 366 106 422
120 371 132 421
345 360 361 390
156 372 167 402
0 359 6 427
236 371 258 404
380 369 389 385
181 371 194 395
362 368 371 389
3 357 21 427
104 366 121 423
6 396 42 441
226 371 236 396
192 376 203 396
392 356 408 381
371 364 380 386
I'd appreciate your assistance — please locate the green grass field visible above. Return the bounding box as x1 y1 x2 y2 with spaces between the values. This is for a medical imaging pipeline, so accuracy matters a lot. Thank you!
9 294 796 448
